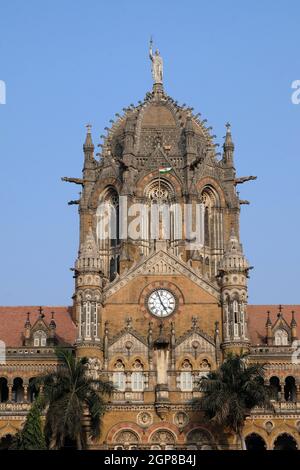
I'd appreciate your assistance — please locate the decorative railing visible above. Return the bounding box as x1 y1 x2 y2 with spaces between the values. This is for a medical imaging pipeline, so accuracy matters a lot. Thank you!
252 401 300 413
112 391 144 402
0 402 32 412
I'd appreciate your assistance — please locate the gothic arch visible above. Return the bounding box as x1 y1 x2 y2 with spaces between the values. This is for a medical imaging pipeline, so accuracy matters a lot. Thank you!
89 177 122 210
196 177 226 207
245 433 267 450
135 171 182 198
272 432 298 450
106 422 142 444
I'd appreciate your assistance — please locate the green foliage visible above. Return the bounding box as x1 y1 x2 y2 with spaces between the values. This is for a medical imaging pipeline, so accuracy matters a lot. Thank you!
11 399 46 450
196 352 273 448
33 348 114 450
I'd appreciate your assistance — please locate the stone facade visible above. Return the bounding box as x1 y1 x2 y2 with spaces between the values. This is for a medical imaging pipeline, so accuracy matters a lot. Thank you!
0 67 300 451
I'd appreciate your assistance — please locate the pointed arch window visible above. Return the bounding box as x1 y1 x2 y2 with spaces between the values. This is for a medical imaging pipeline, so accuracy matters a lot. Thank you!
233 300 239 337
131 360 144 392
180 360 193 391
274 329 288 346
113 360 126 391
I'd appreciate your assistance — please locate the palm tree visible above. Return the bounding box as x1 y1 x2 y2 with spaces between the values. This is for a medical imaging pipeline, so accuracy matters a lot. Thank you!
196 352 273 450
34 349 114 450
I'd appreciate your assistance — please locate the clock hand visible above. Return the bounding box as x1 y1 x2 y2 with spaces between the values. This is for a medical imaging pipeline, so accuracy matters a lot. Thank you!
157 291 168 314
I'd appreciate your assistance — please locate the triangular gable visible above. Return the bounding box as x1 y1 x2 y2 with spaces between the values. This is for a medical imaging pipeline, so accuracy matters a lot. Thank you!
175 330 215 356
108 331 148 357
104 250 220 301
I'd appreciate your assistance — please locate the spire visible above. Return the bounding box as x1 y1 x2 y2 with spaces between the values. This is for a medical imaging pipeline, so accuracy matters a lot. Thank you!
291 310 297 327
49 311 56 329
83 124 94 152
266 310 272 327
291 310 298 341
76 225 102 273
24 312 31 328
219 226 249 271
223 122 235 167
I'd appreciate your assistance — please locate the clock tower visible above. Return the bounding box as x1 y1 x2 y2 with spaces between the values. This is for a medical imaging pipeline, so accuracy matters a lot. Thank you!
64 45 254 449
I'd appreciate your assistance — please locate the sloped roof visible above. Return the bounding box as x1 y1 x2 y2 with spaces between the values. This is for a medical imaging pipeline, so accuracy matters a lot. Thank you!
0 306 76 347
247 305 300 345
0 304 299 348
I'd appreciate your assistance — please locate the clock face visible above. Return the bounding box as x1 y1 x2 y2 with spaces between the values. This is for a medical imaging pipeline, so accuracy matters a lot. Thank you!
147 289 176 317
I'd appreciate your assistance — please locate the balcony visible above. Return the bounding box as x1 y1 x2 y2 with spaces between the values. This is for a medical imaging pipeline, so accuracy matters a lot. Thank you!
252 401 300 414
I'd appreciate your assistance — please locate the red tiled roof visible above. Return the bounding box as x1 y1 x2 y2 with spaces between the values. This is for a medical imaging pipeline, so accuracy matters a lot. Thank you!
0 306 76 347
247 305 300 345
0 305 299 348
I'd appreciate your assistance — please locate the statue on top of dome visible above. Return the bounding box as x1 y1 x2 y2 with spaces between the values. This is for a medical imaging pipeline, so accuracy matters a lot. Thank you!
149 37 163 84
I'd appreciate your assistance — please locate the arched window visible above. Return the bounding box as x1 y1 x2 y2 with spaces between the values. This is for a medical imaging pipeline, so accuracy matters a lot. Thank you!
273 433 298 450
269 376 281 401
245 433 267 450
284 376 297 402
12 377 24 402
233 300 239 337
131 360 144 392
33 330 47 347
96 187 120 280
113 360 126 391
274 329 288 346
0 377 8 403
180 360 193 391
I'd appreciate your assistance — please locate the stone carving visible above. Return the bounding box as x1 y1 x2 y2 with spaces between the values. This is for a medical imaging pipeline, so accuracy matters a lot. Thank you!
109 332 148 357
174 411 189 428
114 430 139 445
86 357 102 379
186 428 213 447
137 411 153 427
149 38 163 84
264 420 274 434
150 429 175 444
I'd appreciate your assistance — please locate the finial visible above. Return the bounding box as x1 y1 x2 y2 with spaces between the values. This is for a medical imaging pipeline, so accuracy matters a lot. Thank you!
126 317 132 329
49 311 56 328
225 122 231 132
277 304 283 318
25 312 31 327
192 316 198 329
291 310 297 327
86 123 92 134
38 306 45 319
266 310 272 326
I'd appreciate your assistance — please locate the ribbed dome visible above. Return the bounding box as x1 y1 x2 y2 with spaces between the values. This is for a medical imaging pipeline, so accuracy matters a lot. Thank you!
98 85 215 162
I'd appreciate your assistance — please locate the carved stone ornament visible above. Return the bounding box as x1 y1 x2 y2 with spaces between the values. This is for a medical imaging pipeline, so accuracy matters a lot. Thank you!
137 411 153 427
174 410 189 428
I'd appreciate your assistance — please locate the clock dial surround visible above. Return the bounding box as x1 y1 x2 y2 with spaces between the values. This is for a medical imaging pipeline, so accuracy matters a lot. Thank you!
147 289 177 317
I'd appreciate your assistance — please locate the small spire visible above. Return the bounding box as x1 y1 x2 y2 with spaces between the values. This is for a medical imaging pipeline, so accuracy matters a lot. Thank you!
49 311 56 328
25 312 31 328
224 122 234 150
266 310 272 327
38 306 45 319
83 123 94 150
291 310 297 327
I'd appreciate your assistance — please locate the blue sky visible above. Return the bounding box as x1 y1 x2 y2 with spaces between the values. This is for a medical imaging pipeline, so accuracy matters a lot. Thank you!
0 0 299 306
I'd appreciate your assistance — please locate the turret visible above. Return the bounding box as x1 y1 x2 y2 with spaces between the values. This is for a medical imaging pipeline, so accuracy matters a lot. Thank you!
291 311 298 342
75 226 103 359
222 122 235 168
218 227 251 353
266 311 273 345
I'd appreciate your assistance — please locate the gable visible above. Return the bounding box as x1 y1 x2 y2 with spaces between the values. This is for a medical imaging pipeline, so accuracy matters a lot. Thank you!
109 332 148 357
104 250 220 302
175 331 215 357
